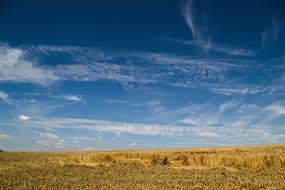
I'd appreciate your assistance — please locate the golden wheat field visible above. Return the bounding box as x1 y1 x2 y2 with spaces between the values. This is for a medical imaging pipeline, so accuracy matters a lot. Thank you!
1 144 285 190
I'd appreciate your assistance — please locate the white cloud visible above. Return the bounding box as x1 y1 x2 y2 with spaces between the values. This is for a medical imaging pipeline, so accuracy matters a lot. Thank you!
127 142 150 148
0 43 280 96
83 146 96 151
175 100 285 144
165 38 256 57
283 56 285 84
209 85 276 96
128 142 138 147
261 16 279 47
180 1 255 57
181 0 203 40
8 116 221 137
0 46 23 66
193 130 220 138
0 133 12 140
127 142 153 148
4 111 282 144
67 136 103 142
0 91 10 104
189 40 255 56
64 95 82 102
218 101 237 114
265 103 285 116
238 104 259 114
18 114 31 122
178 114 219 127
36 132 65 149
177 117 200 126
53 62 151 84
40 45 251 95
1 98 285 145
0 43 58 85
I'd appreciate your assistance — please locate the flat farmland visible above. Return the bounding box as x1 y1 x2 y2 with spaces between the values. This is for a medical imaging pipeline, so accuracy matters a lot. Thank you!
1 145 285 190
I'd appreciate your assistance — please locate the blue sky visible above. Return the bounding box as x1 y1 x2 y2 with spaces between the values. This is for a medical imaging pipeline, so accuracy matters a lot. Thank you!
0 0 285 151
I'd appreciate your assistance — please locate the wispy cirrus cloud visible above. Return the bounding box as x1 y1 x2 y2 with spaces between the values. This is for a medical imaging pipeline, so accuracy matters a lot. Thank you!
36 132 65 149
127 142 153 148
165 38 256 57
0 91 10 104
0 43 282 96
53 62 151 84
66 136 103 142
175 101 285 143
179 0 255 57
0 43 58 85
64 95 82 102
18 114 31 122
0 133 12 140
177 101 285 129
2 99 284 145
265 102 285 116
181 0 204 41
18 117 208 137
261 16 279 47
1 115 222 138
1 99 285 147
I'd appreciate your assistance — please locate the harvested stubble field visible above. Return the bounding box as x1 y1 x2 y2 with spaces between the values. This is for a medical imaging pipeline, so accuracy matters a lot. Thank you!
1 145 285 190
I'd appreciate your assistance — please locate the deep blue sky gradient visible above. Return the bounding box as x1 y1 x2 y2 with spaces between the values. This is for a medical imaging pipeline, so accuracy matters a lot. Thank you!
0 0 284 151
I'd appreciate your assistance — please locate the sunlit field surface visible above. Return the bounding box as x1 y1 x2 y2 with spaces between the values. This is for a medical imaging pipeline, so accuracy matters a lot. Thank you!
1 145 285 190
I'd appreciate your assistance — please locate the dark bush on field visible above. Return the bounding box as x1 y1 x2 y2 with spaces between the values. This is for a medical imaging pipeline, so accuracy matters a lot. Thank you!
175 154 189 166
151 155 170 166
162 156 170 166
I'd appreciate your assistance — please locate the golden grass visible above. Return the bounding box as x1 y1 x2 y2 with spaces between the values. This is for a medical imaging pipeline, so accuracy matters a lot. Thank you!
1 144 285 189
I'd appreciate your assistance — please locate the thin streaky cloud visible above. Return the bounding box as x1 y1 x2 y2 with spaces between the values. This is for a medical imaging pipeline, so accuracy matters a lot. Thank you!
18 114 31 122
1 43 282 96
181 0 203 40
63 95 82 102
0 133 12 140
36 132 65 149
0 1 284 152
265 103 285 116
0 44 58 85
0 91 10 104
261 16 279 47
180 1 256 57
1 114 284 144
164 38 256 57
